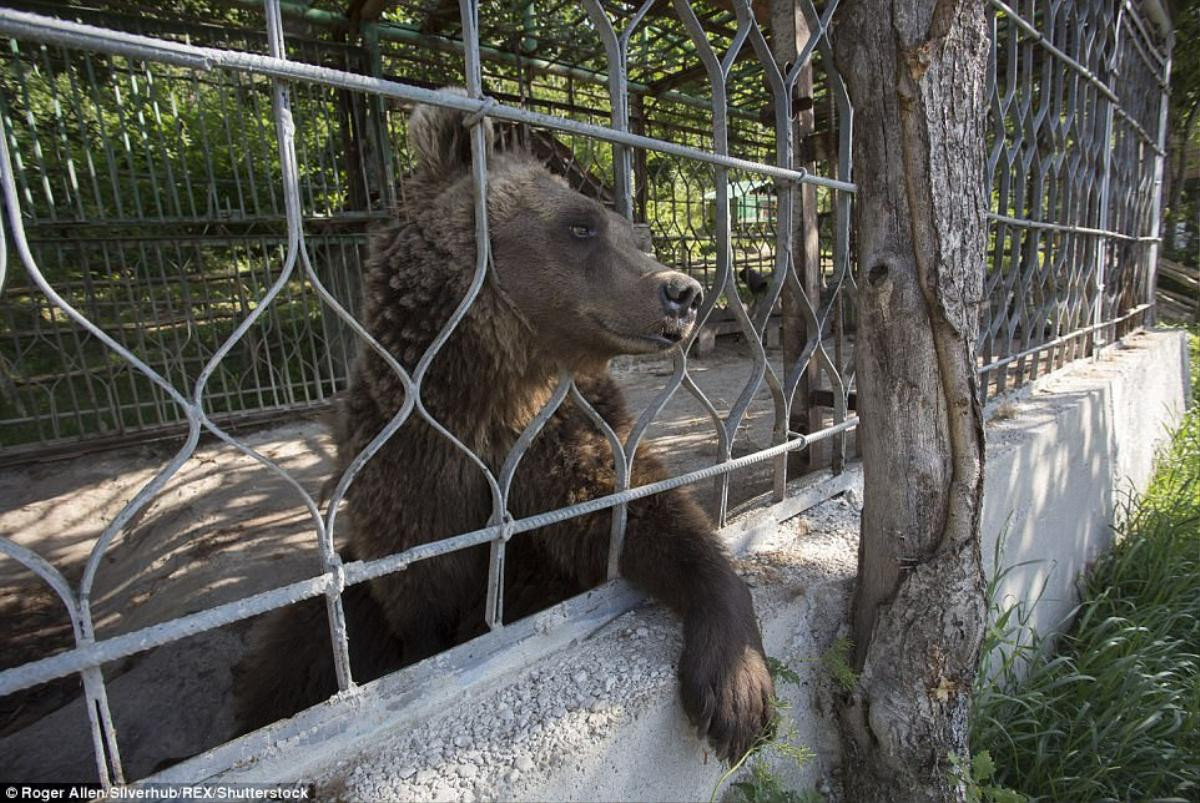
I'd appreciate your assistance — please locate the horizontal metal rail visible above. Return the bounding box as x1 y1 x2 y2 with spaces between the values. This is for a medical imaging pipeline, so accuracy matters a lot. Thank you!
978 303 1152 376
986 211 1162 243
228 0 768 122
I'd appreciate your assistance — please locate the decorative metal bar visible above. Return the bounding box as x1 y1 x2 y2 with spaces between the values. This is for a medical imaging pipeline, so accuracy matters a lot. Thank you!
261 0 355 693
489 372 573 627
672 0 738 526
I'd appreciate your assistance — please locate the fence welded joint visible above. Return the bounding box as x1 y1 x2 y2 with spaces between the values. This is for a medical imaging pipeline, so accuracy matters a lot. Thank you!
500 514 516 543
0 8 851 193
327 557 347 594
461 96 497 129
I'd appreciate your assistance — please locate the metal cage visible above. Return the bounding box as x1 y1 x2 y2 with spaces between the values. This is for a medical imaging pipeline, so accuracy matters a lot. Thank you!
0 0 1172 787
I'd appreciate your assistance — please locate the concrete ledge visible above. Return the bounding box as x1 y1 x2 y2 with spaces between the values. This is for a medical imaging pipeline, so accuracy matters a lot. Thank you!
149 470 862 799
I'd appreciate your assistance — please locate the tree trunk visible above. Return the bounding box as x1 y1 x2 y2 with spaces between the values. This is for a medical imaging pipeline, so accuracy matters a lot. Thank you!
832 2 990 800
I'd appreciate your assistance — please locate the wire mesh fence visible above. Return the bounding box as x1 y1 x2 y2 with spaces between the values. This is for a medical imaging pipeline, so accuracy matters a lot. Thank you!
979 0 1172 401
0 0 1172 787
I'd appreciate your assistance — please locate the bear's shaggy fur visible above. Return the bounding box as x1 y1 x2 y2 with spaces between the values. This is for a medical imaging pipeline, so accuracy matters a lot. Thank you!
235 96 774 762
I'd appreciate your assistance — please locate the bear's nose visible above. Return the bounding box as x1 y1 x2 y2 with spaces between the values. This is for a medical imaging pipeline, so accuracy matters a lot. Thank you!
660 274 703 318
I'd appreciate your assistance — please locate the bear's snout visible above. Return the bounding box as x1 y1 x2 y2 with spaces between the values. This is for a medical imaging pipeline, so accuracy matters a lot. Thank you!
658 274 703 320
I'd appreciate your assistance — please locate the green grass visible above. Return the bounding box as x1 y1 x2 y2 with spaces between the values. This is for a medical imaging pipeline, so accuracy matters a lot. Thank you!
971 329 1200 801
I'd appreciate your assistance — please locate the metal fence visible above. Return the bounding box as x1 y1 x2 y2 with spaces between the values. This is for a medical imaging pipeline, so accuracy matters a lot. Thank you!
0 0 857 785
0 0 1172 787
0 2 382 455
979 0 1172 401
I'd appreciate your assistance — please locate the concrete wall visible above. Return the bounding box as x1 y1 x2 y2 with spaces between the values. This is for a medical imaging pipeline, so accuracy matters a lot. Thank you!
981 330 1190 643
179 330 1189 801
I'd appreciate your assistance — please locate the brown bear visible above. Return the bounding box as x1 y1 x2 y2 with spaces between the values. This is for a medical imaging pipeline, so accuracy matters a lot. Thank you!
235 96 774 763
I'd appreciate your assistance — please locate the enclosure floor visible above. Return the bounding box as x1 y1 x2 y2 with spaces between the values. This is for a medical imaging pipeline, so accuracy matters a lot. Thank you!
0 337 850 782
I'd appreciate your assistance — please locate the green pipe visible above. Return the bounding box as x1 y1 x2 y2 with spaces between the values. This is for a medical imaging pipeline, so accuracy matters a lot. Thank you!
521 0 538 55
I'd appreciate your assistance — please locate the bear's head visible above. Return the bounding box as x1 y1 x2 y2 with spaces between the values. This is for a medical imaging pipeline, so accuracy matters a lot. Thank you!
406 94 704 371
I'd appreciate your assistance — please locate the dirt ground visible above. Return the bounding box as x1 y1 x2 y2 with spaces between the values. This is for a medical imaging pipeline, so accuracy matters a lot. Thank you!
0 338 850 782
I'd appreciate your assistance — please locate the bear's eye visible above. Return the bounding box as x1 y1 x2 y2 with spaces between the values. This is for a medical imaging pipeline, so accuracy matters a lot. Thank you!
570 223 597 239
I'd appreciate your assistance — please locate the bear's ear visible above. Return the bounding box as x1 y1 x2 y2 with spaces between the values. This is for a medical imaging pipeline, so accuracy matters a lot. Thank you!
407 89 495 181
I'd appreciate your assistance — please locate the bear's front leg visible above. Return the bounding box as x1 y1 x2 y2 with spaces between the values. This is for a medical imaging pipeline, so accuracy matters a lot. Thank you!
621 487 775 763
676 571 775 763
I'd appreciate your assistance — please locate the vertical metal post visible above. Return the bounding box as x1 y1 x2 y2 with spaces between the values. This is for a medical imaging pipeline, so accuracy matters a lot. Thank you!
578 1 652 573
1144 30 1174 326
1092 9 1121 359
761 2 796 504
581 1 652 221
264 0 355 691
363 21 397 210
78 609 124 785
631 92 648 223
830 57 853 474
453 0 507 631
671 0 740 526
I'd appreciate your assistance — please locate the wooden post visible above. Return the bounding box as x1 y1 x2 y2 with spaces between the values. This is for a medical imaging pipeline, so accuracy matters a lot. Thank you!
631 93 648 223
769 0 824 474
